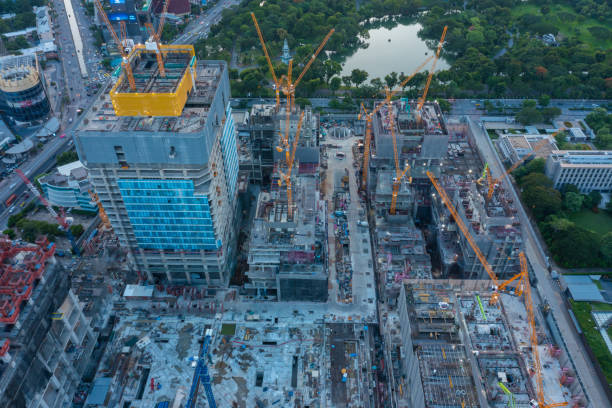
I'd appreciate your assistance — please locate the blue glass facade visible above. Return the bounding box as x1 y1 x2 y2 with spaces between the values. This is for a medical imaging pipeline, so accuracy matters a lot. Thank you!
221 103 238 197
117 179 221 251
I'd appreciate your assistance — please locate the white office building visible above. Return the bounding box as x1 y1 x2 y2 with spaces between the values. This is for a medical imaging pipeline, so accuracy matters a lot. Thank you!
545 150 612 193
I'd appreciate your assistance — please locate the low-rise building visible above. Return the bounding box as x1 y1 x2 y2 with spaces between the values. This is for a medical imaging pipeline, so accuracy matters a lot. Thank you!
40 161 97 211
498 133 557 164
545 150 612 193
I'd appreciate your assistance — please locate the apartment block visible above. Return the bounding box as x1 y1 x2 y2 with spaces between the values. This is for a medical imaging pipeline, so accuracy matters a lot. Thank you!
74 52 238 286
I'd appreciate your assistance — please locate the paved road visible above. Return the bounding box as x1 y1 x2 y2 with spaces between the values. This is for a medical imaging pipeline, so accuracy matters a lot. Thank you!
0 0 104 224
451 98 608 117
466 116 610 408
174 0 240 44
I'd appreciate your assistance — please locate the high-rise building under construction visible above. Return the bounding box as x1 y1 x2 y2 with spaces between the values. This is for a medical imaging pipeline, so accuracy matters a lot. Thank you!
74 45 238 286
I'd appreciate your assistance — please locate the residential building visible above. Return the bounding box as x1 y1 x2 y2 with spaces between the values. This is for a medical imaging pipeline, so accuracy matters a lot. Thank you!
545 150 612 193
39 161 97 211
74 51 238 286
0 237 97 408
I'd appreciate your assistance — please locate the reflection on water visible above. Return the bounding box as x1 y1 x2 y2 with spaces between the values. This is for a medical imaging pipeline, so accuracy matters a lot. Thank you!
341 23 449 80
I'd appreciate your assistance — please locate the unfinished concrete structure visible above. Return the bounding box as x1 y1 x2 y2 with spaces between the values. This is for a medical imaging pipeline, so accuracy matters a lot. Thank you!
370 100 448 185
383 280 585 408
236 104 319 187
432 175 522 279
0 236 96 408
243 173 327 301
74 57 239 286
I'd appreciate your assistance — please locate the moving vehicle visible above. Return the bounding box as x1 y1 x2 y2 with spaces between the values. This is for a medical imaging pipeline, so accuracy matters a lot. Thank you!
5 193 17 207
335 152 345 159
60 133 66 138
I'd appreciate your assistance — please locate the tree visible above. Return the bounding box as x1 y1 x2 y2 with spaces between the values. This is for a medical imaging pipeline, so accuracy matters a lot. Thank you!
516 106 543 125
522 185 561 220
57 151 79 166
438 99 451 113
384 72 398 89
329 77 341 94
323 60 341 84
70 224 84 238
563 192 584 213
548 225 601 267
588 191 603 208
541 107 561 123
101 58 112 71
538 94 550 107
341 76 352 88
520 173 553 190
513 158 546 183
2 229 15 239
602 232 612 266
350 69 368 86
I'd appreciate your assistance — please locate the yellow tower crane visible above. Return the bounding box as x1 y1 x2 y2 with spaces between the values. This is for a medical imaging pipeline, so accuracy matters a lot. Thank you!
415 26 448 118
277 111 305 218
94 0 136 90
88 190 111 231
143 0 170 77
251 12 282 109
428 171 568 408
358 55 434 191
388 101 411 215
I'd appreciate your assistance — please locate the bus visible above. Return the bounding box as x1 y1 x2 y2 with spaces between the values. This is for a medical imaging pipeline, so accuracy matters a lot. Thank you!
5 193 17 207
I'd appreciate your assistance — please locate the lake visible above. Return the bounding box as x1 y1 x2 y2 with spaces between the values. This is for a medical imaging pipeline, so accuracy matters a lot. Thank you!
341 23 449 80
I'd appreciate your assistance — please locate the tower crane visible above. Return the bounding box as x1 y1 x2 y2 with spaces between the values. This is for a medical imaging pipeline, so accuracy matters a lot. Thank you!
185 329 216 408
277 110 305 218
88 190 111 231
427 170 501 301
94 0 136 90
484 130 563 200
251 12 282 109
357 55 434 190
387 102 411 215
427 171 567 408
144 0 171 77
16 169 80 256
415 26 447 117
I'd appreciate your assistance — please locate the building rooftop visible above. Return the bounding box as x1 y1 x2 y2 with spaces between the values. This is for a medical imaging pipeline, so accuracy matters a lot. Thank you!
79 59 225 133
550 150 612 166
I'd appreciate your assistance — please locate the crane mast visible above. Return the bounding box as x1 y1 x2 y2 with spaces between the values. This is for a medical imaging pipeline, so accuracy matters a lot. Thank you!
359 55 434 190
416 26 447 115
94 0 136 90
388 102 411 215
278 111 305 218
185 329 216 408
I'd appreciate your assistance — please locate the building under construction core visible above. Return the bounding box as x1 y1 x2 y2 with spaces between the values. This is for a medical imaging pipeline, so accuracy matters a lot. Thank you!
431 175 522 279
75 48 239 286
243 172 328 302
0 236 96 408
381 281 586 408
370 100 448 184
236 104 319 187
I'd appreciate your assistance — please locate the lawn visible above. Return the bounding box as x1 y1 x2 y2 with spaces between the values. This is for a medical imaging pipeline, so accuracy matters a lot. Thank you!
570 300 612 386
511 4 612 50
569 210 612 236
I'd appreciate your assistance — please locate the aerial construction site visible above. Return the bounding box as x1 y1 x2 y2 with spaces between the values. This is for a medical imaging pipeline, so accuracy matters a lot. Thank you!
0 4 604 408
